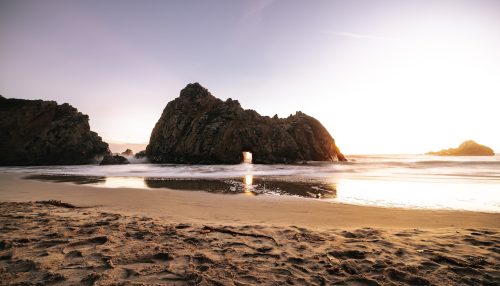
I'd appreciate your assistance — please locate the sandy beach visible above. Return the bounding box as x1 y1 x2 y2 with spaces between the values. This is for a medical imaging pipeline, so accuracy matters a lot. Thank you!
3 0 500 284
0 172 499 285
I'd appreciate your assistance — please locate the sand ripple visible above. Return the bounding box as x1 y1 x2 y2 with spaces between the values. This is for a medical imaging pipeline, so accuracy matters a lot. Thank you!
0 202 499 285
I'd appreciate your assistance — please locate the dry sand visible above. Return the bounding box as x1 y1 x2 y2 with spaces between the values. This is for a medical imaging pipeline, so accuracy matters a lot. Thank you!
0 173 499 285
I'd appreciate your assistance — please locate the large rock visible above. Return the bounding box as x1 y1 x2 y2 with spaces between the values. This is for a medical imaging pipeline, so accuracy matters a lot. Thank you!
427 140 494 156
146 83 346 164
99 154 130 165
0 95 110 165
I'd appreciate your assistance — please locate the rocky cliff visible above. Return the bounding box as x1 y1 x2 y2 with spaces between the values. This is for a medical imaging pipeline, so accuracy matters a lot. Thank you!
146 83 346 164
0 96 110 165
427 140 494 156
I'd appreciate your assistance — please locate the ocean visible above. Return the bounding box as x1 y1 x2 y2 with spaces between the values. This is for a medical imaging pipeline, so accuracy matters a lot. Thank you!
2 154 499 213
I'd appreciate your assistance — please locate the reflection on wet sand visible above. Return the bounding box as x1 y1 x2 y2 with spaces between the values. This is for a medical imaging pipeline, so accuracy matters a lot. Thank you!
23 174 498 211
144 178 236 193
145 177 336 198
144 175 336 198
24 174 106 185
335 179 500 212
24 174 337 199
248 178 337 199
103 177 147 189
15 154 500 212
243 174 255 195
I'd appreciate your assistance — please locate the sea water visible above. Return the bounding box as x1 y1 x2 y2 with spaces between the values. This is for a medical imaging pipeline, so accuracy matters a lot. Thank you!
2 154 499 212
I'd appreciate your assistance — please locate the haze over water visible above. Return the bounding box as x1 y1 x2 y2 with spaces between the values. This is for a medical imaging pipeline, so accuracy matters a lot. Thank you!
4 154 499 213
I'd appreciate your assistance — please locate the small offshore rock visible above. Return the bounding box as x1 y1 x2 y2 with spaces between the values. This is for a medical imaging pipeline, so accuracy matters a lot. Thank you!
427 140 494 156
100 155 130 165
121 149 134 156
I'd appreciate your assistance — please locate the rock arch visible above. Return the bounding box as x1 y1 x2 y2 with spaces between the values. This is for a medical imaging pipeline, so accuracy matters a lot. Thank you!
146 83 346 164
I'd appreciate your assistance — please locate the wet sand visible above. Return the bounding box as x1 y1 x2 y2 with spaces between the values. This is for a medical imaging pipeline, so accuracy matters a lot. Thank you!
0 173 498 229
0 172 499 285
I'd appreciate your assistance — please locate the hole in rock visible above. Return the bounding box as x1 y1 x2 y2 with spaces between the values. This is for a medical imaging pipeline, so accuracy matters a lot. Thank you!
242 151 253 164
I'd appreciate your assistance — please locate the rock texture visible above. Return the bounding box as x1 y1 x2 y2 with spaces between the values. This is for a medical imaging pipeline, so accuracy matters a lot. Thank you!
99 155 130 165
427 140 494 156
0 96 110 166
134 150 147 159
147 83 346 164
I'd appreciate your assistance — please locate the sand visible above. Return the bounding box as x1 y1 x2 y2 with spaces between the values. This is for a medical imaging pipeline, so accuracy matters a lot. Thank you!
0 173 499 285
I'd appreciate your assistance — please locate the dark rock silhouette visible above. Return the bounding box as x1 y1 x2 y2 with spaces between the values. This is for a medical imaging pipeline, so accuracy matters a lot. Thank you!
134 150 147 159
99 154 130 165
121 149 134 156
146 83 346 164
0 96 110 166
427 140 494 156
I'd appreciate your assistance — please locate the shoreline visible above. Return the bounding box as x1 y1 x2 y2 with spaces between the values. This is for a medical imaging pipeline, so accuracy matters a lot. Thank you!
1 172 499 284
0 172 498 229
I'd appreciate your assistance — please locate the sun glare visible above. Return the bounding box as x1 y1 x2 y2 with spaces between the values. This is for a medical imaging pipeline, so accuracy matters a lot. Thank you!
243 152 253 164
244 174 253 186
103 177 147 189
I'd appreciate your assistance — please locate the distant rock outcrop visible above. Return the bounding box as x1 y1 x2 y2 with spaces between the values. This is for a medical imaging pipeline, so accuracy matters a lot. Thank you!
121 149 134 156
100 154 130 165
427 140 494 156
0 96 110 166
146 83 346 164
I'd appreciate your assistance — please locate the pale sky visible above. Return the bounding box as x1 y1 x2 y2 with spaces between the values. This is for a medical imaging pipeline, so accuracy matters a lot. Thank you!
1 0 499 154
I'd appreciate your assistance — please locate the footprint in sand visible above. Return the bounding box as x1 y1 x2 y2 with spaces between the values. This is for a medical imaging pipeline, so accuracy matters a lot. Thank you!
329 249 368 260
63 236 108 254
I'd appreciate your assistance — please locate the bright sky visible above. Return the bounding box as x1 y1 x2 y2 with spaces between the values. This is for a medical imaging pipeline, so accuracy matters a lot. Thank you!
1 0 499 154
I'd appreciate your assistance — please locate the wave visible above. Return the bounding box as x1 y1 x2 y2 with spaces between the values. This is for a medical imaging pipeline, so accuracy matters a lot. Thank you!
2 154 500 183
3 154 499 212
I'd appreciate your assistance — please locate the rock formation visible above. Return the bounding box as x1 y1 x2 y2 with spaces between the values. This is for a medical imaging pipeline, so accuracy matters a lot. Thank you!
121 149 134 156
0 96 110 165
134 150 147 159
427 140 494 156
99 154 130 165
147 83 346 164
